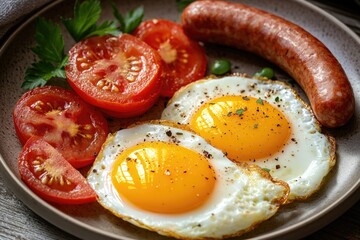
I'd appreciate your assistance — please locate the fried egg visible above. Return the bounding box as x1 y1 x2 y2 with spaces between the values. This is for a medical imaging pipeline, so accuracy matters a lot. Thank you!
161 75 336 201
87 121 289 239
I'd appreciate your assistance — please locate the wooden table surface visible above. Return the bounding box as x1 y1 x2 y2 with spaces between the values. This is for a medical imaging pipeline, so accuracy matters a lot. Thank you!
0 0 359 239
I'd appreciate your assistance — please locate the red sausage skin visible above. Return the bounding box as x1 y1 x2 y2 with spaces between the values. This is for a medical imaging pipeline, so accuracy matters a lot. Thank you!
182 0 355 128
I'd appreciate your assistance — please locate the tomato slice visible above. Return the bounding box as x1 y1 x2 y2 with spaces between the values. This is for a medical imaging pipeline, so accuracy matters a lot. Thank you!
133 19 207 97
65 34 163 118
18 137 97 204
13 86 108 168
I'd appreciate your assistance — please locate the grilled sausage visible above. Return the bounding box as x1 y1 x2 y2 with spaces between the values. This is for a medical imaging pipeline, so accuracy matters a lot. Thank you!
181 0 355 128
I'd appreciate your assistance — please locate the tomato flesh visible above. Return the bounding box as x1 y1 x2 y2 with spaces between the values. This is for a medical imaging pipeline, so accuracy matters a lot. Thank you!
133 19 207 97
18 137 97 204
66 34 163 118
13 86 108 168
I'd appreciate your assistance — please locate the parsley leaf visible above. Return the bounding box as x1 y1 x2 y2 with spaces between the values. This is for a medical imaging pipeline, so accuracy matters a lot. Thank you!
111 3 144 33
22 60 66 89
22 18 68 90
262 168 271 173
86 20 118 37
256 98 264 105
275 96 280 102
235 108 247 116
175 0 195 12
32 18 66 64
63 0 118 42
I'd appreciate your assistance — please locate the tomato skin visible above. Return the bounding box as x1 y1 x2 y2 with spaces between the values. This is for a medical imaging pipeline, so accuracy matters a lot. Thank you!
133 19 207 97
65 34 163 118
100 87 160 118
13 86 108 168
18 137 97 204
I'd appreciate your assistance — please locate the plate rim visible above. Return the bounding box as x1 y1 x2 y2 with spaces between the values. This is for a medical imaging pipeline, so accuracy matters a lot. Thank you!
0 0 359 239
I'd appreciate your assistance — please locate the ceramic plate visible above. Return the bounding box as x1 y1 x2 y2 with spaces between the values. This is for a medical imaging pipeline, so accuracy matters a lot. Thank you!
0 0 359 239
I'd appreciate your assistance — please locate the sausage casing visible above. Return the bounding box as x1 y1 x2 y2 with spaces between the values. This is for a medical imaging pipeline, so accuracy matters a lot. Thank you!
182 0 355 128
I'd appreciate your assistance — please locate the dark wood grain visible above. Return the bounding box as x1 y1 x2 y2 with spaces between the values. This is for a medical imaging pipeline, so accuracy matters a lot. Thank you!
0 1 359 240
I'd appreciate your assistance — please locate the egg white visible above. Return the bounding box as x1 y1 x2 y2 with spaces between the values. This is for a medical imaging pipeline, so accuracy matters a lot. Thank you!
87 121 288 239
161 75 336 201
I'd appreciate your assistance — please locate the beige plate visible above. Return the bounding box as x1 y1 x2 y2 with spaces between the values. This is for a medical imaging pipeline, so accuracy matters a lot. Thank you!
0 0 359 239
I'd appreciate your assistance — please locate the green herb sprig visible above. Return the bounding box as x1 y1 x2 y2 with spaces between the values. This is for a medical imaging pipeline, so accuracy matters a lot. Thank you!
111 2 144 33
22 18 68 90
235 108 247 116
63 0 119 42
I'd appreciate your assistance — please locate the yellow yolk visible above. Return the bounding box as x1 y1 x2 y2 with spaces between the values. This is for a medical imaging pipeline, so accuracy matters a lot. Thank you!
111 141 216 214
190 96 291 162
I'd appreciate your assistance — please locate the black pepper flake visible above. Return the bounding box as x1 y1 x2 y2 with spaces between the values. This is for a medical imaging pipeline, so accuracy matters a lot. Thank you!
174 104 179 107
183 170 187 173
276 165 281 169
176 132 183 135
203 150 213 159
166 130 172 137
92 169 97 173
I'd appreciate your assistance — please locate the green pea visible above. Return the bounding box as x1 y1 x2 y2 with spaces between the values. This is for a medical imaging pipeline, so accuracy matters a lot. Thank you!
254 67 274 79
211 59 231 75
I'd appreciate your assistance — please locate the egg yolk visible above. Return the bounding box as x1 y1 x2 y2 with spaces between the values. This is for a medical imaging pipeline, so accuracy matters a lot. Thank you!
190 96 291 162
111 141 216 214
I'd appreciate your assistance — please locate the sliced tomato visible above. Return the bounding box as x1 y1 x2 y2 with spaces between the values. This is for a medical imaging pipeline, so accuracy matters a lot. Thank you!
133 19 207 97
13 86 108 168
18 137 96 204
65 34 163 118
